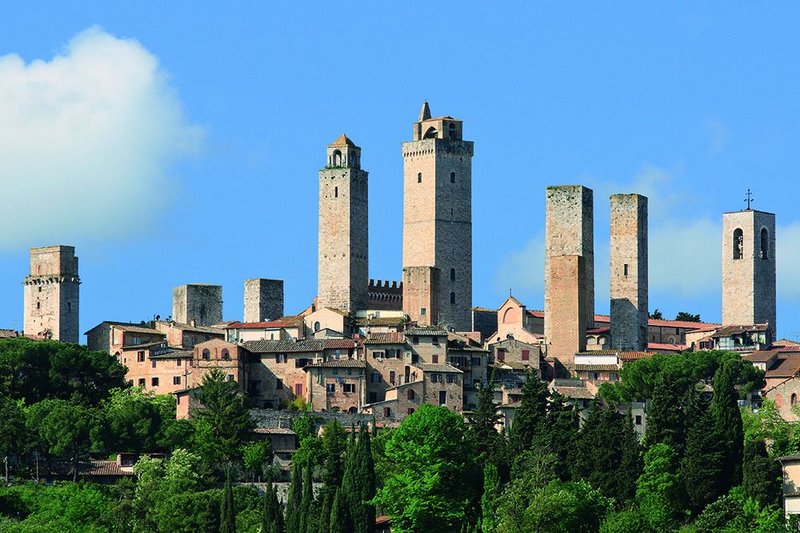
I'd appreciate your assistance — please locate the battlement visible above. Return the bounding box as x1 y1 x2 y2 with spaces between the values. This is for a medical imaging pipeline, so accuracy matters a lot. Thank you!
367 279 403 311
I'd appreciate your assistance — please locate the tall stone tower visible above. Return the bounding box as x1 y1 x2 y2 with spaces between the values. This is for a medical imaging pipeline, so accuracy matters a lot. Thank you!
544 186 594 370
173 284 223 326
402 102 473 331
317 134 368 313
402 266 441 326
23 245 80 343
610 194 648 351
722 208 776 339
244 278 284 322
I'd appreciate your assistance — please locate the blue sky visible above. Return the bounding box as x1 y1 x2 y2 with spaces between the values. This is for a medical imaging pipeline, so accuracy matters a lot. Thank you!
1 3 799 340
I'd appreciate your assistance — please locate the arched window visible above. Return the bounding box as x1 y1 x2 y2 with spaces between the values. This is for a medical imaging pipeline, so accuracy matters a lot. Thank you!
417 172 422 183
202 349 210 360
448 123 457 139
450 171 456 183
450 292 456 304
221 349 230 361
314 321 321 332
332 150 342 166
450 268 456 281
423 127 438 139
761 228 769 259
733 228 744 259
792 393 797 407
407 389 415 400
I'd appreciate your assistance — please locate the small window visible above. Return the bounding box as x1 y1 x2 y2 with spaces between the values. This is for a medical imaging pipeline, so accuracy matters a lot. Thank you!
176 359 182 367
371 372 382 383
227 374 235 382
635 415 642 425
446 374 454 384
66 302 72 313
792 394 797 407
522 349 530 361
277 353 287 363
151 377 159 387
151 360 157 369
420 307 427 316
137 351 145 363
623 264 628 277
733 228 744 259
334 186 338 198
343 383 356 393
417 172 422 183
326 383 336 394
383 407 391 418
36 301 40 310
202 349 210 360
295 383 303 396
221 349 230 361
407 408 415 415
173 376 181 385
761 228 769 259
314 321 321 332
407 389 415 400
450 171 456 183
138 378 145 387
389 370 396 384
412 336 419 345
450 292 456 304
439 391 447 406
276 379 283 390
471 357 481 366
432 337 439 346
450 268 456 281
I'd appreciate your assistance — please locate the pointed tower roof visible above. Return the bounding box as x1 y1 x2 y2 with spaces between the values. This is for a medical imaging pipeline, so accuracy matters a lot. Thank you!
419 100 431 121
329 133 357 147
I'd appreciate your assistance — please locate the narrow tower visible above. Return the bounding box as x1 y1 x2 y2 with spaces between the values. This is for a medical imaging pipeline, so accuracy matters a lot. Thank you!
23 245 80 342
317 134 368 313
173 284 223 326
722 206 776 340
244 278 284 322
402 102 473 330
610 194 648 351
544 186 594 371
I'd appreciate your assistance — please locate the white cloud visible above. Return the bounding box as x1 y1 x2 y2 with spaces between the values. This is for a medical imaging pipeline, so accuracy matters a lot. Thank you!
777 222 800 299
0 27 201 249
706 119 729 155
494 233 545 296
649 216 721 295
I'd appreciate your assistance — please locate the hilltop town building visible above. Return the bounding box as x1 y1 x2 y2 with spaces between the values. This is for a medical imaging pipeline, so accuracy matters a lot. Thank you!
610 194 648 351
173 284 223 326
402 102 473 331
402 266 441 326
23 245 80 343
722 208 776 341
317 135 369 314
244 278 284 323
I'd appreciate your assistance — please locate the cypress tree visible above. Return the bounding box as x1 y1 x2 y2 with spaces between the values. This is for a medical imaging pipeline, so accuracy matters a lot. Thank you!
329 488 346 533
644 371 689 455
480 462 500 533
509 368 548 455
285 462 302 533
262 479 281 533
742 439 782 508
711 360 744 490
681 396 726 514
537 392 580 481
342 423 377 533
275 490 285 533
468 380 501 465
617 410 643 503
298 464 313 533
220 468 237 533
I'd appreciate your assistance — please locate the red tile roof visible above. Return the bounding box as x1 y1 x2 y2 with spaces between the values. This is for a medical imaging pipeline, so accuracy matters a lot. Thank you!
525 310 719 330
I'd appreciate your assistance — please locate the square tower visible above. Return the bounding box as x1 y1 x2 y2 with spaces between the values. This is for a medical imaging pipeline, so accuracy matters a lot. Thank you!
722 209 776 339
244 278 284 322
544 185 595 355
23 245 80 343
610 194 648 351
402 266 441 326
547 255 587 371
173 284 223 326
317 134 368 313
402 102 473 331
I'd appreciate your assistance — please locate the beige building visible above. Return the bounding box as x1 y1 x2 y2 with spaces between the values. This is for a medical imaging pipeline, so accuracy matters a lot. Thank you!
122 341 193 393
722 208 776 341
154 320 224 349
305 359 366 413
85 321 166 355
317 134 368 313
402 102 473 331
23 245 80 343
193 339 249 391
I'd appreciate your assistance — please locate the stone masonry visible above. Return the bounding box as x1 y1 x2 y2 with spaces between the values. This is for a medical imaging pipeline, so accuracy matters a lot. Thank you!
317 134 368 313
244 278 284 322
546 255 586 372
403 266 441 326
610 194 648 351
402 102 473 331
173 284 223 326
23 245 80 343
544 186 594 368
722 209 776 339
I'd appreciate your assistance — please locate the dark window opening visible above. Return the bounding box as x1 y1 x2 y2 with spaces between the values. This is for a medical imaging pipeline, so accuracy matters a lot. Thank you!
761 228 769 259
733 228 744 259
623 264 628 277
417 172 422 183
334 186 338 198
450 171 456 183
450 268 456 281
450 292 456 304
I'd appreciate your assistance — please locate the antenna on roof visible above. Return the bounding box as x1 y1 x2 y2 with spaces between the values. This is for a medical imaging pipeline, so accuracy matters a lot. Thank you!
745 189 754 210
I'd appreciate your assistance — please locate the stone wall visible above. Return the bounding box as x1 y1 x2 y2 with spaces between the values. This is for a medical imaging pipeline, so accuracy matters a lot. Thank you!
23 245 80 343
402 266 440 325
610 194 648 351
546 255 586 372
173 284 223 326
244 278 284 322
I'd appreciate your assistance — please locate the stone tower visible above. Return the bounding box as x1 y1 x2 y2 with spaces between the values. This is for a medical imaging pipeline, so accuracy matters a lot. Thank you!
173 284 223 326
317 134 368 313
244 278 284 322
402 266 441 326
722 208 776 339
610 194 648 351
23 245 80 343
402 102 473 331
544 186 594 370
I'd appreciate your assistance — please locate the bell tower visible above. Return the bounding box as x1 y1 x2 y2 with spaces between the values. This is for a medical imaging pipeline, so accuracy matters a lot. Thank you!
317 134 369 313
402 102 474 331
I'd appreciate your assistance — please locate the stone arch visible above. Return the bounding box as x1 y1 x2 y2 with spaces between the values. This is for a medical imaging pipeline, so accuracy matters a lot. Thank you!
733 228 743 259
423 126 438 139
332 150 342 166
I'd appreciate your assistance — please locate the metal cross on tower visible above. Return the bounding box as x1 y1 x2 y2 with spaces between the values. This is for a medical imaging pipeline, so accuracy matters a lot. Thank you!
745 189 754 210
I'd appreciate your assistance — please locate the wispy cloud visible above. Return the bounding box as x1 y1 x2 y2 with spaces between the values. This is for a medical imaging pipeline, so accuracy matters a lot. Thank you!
0 27 202 249
706 119 730 155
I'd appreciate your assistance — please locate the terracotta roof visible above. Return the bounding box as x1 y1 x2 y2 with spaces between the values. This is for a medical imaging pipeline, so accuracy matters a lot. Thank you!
765 355 800 379
575 364 619 372
647 342 686 352
305 359 365 369
244 339 324 353
472 306 496 312
745 349 781 363
619 351 654 361
491 361 529 371
253 427 296 435
161 321 224 335
0 329 19 338
329 133 357 147
554 386 595 400
774 339 800 347
322 339 357 350
587 327 610 334
415 363 463 373
123 341 167 350
150 349 193 360
526 309 717 331
713 324 769 337
84 321 164 336
405 326 448 336
365 332 406 345
354 316 405 327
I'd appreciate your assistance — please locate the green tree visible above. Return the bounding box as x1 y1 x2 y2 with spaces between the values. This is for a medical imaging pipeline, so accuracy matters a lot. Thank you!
468 380 502 465
0 396 26 480
675 312 701 322
648 309 663 320
480 462 501 533
742 440 782 508
319 420 347 525
373 405 478 532
342 424 377 533
220 468 236 533
690 491 785 533
285 462 302 533
102 387 177 454
711 360 744 491
536 392 579 481
298 464 313 533
25 399 103 481
681 398 726 514
329 488 346 533
600 508 654 533
191 369 254 470
508 369 548 455
741 399 797 457
636 443 684 531
643 372 690 455
242 440 272 482
261 479 281 533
